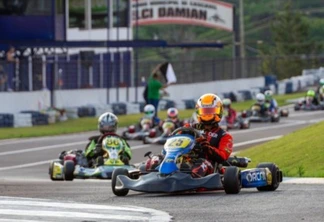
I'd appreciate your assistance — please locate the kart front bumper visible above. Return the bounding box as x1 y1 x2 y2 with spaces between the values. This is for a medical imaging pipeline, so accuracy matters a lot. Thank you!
116 172 223 193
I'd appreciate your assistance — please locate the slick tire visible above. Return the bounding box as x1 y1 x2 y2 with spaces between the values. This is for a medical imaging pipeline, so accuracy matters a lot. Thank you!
223 166 241 194
49 159 63 181
63 160 75 181
112 168 129 196
256 163 281 191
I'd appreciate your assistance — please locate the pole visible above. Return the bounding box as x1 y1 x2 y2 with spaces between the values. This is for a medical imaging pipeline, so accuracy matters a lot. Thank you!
133 0 139 103
239 0 246 78
107 0 111 104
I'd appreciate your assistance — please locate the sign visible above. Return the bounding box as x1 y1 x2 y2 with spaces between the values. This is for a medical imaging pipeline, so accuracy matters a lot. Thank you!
132 0 234 32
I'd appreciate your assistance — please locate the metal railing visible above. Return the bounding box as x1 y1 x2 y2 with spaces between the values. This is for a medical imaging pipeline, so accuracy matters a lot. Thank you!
0 54 323 92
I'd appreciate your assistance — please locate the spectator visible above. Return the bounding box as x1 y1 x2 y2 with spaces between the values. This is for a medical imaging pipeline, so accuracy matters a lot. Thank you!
0 65 7 91
147 66 169 117
6 46 18 91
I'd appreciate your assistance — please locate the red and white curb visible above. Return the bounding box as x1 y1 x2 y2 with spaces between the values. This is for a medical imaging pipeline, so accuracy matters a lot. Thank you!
0 196 172 222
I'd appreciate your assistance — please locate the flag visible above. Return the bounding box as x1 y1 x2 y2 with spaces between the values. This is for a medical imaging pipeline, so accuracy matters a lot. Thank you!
155 62 177 84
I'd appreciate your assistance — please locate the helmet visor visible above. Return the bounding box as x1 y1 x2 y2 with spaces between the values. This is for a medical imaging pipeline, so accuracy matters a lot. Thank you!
144 110 154 115
197 107 220 121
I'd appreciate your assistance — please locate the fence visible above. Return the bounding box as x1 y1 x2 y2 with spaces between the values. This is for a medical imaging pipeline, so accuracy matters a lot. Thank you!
1 54 323 93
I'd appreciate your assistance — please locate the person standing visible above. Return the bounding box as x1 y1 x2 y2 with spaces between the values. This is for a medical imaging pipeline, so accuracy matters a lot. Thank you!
147 68 168 117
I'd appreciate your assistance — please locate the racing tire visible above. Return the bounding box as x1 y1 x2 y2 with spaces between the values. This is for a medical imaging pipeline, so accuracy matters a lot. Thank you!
49 159 63 181
112 168 129 196
142 136 149 144
223 166 241 194
63 160 75 181
256 163 281 191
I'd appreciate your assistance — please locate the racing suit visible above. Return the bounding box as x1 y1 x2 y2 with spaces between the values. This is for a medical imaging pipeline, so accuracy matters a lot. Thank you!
191 124 233 177
138 116 161 129
85 132 132 166
266 99 278 113
253 103 269 116
224 107 237 126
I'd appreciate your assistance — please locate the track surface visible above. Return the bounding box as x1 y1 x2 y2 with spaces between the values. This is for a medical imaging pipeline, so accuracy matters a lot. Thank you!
0 107 324 221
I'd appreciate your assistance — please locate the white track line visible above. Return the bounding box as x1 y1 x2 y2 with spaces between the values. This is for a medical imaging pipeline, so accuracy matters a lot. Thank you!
0 197 171 222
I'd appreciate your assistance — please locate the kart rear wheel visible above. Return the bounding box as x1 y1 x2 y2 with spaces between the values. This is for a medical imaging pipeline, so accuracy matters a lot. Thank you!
223 166 241 194
112 168 129 196
256 163 281 191
49 159 63 181
63 160 75 181
142 136 149 144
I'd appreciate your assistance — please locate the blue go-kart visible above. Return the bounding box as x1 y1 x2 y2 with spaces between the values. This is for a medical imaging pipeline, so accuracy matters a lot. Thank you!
111 127 283 196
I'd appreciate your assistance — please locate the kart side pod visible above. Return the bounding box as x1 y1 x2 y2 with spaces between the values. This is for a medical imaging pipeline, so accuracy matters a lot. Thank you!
240 163 283 191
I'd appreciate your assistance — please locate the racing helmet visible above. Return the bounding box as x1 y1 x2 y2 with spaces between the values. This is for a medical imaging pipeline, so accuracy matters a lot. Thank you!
264 90 273 101
143 104 155 118
98 112 118 134
306 89 315 97
222 98 232 108
319 78 324 86
167 107 178 121
256 93 265 105
195 93 223 125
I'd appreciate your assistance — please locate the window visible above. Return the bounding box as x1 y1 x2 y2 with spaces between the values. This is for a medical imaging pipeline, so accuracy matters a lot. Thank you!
113 0 129 27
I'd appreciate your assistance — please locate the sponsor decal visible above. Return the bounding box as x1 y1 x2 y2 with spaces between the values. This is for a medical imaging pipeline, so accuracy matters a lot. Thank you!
246 170 266 182
132 0 233 31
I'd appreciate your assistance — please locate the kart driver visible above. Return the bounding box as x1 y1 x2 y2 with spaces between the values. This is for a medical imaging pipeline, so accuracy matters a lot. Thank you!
145 93 233 178
303 89 319 106
264 90 278 113
84 112 132 166
222 98 237 128
139 104 161 128
253 93 269 116
165 107 184 129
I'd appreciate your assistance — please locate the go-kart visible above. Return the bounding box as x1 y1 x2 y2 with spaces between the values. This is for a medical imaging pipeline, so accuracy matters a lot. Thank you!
294 100 324 111
49 135 135 181
241 104 280 123
143 119 176 145
111 127 283 196
122 118 156 140
219 109 250 131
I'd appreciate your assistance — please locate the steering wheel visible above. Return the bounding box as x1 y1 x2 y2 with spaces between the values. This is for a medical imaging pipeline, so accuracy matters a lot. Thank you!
169 127 199 138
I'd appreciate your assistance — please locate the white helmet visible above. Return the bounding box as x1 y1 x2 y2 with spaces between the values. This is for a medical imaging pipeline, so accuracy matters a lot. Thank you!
320 78 324 86
98 112 118 134
256 93 265 104
143 104 155 118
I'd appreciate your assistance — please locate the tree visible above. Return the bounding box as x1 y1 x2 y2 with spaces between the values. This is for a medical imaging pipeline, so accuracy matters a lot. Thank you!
261 1 319 80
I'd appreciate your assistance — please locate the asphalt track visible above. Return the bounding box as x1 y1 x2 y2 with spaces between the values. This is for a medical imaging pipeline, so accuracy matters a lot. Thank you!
0 106 324 222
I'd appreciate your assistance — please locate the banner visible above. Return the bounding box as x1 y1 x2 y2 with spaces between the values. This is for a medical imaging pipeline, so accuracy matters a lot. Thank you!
132 0 234 32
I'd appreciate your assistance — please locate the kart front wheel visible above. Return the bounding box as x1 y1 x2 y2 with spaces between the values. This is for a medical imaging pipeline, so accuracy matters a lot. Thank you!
223 166 241 194
63 160 75 181
112 168 129 196
256 163 282 191
49 159 63 181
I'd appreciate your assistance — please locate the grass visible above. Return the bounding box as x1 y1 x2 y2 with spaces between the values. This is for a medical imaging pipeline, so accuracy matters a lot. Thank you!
237 121 324 177
0 92 305 140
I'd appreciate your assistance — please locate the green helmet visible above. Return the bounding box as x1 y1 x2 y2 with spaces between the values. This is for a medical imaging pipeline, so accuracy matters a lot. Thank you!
306 90 315 97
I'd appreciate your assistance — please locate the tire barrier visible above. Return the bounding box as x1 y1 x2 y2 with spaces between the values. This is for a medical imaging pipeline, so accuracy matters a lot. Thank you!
20 111 49 126
111 103 127 115
77 106 96 118
0 113 14 128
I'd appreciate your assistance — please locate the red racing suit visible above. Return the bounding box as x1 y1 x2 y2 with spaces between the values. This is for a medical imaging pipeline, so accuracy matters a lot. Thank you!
225 107 237 126
191 125 233 177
